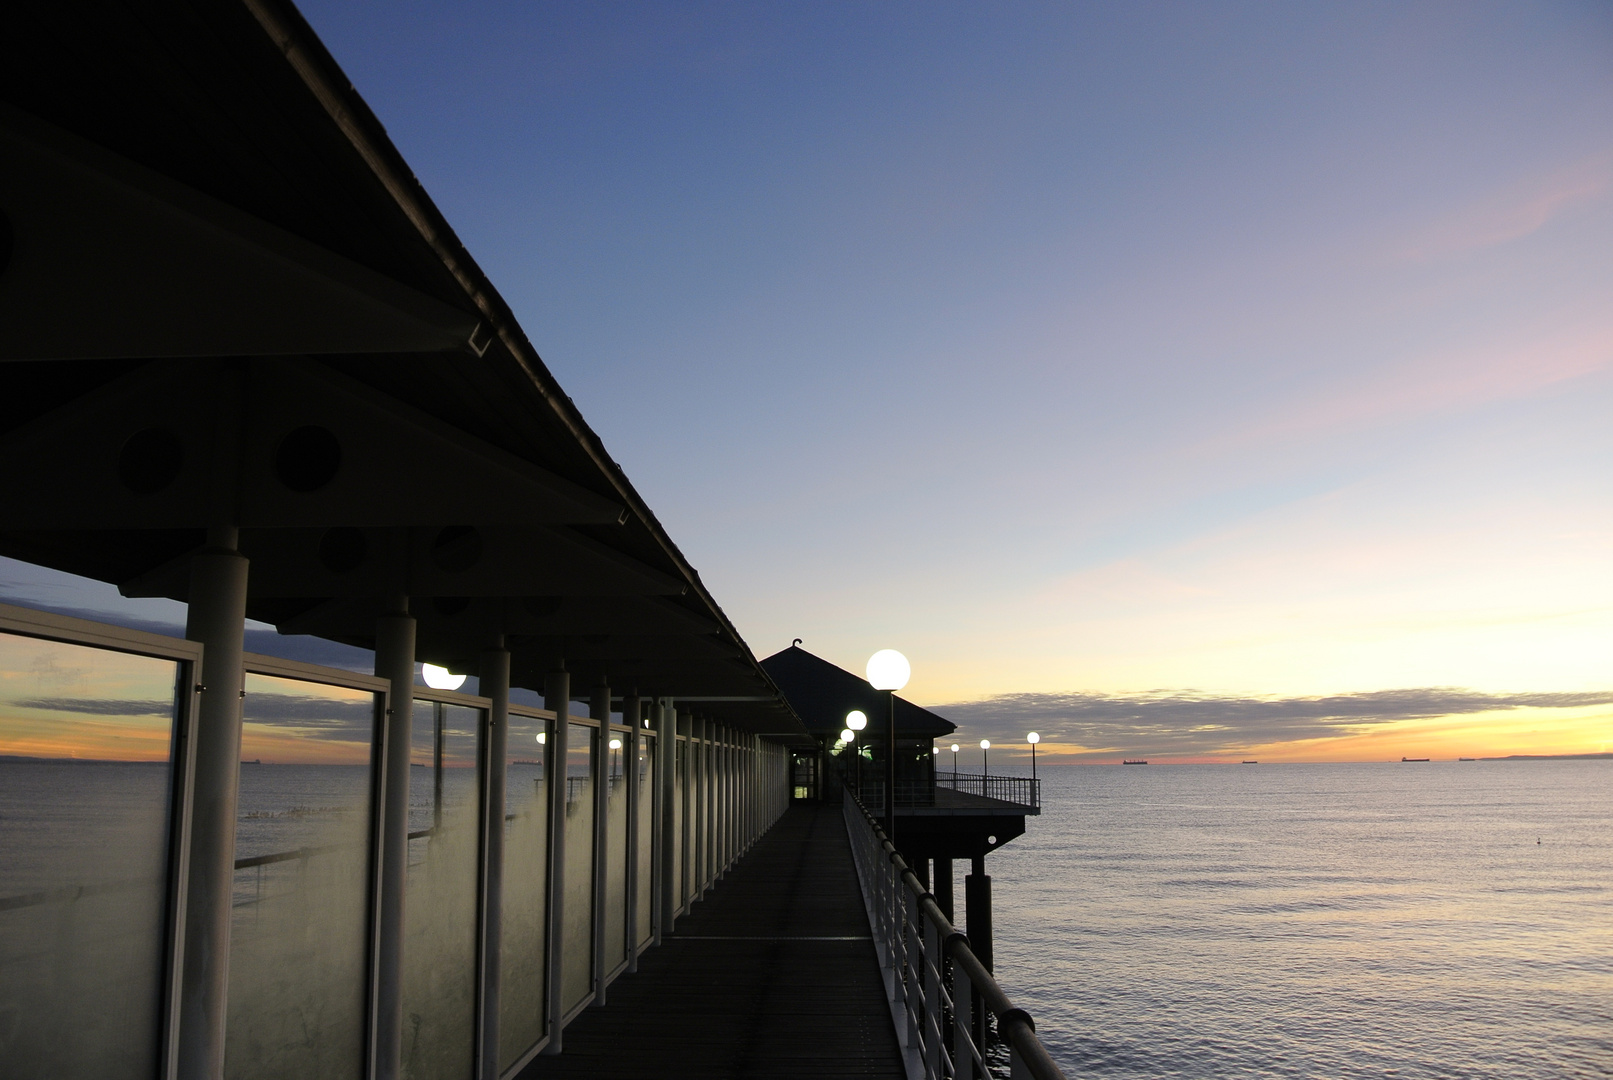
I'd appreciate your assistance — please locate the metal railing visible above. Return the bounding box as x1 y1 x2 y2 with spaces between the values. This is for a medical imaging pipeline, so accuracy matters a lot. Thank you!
843 791 1066 1080
852 775 1040 812
935 773 1040 810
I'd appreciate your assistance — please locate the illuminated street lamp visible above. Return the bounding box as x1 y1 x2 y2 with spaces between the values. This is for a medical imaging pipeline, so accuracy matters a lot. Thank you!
609 737 622 780
422 663 466 691
1028 731 1040 782
950 743 959 780
867 649 910 841
845 709 869 798
980 739 990 776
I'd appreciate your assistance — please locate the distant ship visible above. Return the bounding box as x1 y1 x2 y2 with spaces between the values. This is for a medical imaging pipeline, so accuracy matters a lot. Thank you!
1242 760 1258 764
1459 757 1475 761
1123 759 1148 765
1401 756 1430 762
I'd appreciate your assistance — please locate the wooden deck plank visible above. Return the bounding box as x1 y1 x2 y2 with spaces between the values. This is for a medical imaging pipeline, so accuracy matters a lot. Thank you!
518 802 904 1080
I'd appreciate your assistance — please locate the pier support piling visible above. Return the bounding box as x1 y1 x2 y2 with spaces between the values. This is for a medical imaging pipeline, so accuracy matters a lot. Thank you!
934 858 954 922
966 854 993 973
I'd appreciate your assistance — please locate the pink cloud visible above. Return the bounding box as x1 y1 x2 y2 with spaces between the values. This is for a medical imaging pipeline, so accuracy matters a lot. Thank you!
1397 152 1613 261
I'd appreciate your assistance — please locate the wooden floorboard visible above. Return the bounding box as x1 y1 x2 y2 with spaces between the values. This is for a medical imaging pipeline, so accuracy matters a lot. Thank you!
518 801 905 1080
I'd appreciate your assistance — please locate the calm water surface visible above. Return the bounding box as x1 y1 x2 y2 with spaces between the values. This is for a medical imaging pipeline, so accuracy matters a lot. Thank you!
979 761 1613 1079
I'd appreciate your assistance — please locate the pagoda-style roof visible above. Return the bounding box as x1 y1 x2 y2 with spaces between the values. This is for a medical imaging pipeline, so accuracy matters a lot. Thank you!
759 645 956 740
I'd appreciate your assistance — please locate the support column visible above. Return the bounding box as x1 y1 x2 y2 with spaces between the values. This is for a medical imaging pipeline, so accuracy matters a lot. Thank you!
965 853 993 972
622 693 641 973
541 669 569 1054
934 858 954 923
655 698 676 936
591 681 610 1004
717 726 730 873
476 645 510 1080
177 527 249 1080
372 601 416 1080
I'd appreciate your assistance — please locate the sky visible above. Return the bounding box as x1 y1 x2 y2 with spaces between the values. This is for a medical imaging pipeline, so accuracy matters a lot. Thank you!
5 1 1612 763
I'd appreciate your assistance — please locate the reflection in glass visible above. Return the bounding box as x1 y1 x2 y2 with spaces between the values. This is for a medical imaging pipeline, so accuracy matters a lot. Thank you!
0 631 180 1078
636 734 655 947
402 700 481 1080
561 723 596 1013
499 712 549 1070
604 729 628 973
226 673 377 1080
673 737 686 911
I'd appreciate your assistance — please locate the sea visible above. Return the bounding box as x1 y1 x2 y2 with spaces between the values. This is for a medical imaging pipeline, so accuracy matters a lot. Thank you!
978 760 1613 1079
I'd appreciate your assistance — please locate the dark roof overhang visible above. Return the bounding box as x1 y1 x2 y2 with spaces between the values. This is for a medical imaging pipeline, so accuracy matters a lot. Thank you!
0 0 806 740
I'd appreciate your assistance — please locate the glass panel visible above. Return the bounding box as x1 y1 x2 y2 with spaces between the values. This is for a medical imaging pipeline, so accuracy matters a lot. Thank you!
673 737 685 909
636 733 654 947
227 673 376 1080
604 729 627 973
402 701 481 1080
561 722 595 1013
0 631 180 1079
499 713 548 1070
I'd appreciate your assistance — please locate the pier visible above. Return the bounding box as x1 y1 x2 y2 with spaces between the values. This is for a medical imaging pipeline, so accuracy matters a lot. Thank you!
522 802 901 1080
0 4 1064 1078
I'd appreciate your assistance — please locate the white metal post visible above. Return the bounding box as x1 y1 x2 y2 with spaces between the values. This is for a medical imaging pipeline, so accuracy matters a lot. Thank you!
476 646 509 1080
176 528 249 1080
590 681 610 1005
622 693 640 973
372 602 416 1080
541 669 569 1054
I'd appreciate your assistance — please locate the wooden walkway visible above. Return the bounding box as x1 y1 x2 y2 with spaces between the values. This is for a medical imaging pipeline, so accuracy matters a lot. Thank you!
519 801 904 1079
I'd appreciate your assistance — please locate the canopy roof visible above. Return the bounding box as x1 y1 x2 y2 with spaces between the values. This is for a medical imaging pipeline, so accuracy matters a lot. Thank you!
0 0 806 738
759 645 956 740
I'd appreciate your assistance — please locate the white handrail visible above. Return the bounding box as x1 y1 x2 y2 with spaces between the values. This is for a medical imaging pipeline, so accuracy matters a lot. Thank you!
842 791 1068 1080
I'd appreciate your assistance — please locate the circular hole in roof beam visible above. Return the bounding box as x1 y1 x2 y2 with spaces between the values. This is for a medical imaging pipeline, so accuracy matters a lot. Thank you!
432 595 470 617
118 427 185 494
318 527 367 574
431 527 482 573
522 596 562 619
274 426 342 492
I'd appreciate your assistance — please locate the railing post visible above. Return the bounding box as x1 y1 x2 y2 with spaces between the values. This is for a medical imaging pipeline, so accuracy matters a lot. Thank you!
904 888 921 1049
953 958 974 1080
924 917 942 1079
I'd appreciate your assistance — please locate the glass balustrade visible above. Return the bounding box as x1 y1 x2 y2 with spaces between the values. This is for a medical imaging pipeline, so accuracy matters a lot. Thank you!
498 710 550 1070
0 629 184 1079
561 722 595 1014
402 699 482 1080
603 728 628 973
226 672 378 1080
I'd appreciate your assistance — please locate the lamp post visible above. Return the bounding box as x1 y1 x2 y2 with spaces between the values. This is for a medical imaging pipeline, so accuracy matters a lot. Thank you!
1027 731 1040 782
609 737 622 782
950 743 959 781
980 739 990 777
867 649 910 843
846 710 867 800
